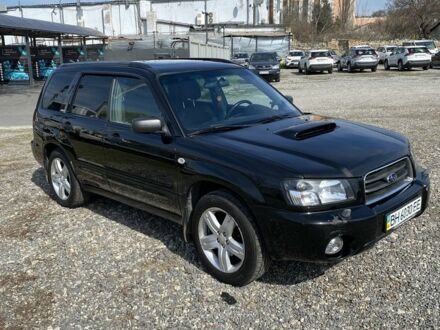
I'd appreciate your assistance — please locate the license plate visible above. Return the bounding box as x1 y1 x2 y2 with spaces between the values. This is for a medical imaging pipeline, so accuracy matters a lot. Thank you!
385 196 422 232
259 70 270 75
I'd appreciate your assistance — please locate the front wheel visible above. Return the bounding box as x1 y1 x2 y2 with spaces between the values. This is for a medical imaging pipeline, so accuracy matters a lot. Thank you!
423 66 429 70
328 68 333 74
384 60 390 70
398 60 404 71
337 62 343 72
371 66 377 72
192 190 269 286
347 62 353 73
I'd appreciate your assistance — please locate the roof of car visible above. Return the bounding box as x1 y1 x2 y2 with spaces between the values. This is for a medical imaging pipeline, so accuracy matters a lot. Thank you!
59 59 239 74
309 49 329 52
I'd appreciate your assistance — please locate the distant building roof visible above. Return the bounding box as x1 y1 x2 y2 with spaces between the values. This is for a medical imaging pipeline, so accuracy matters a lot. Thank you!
0 14 106 37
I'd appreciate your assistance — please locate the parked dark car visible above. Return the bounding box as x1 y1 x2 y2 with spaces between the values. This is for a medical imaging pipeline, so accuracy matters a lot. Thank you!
231 52 249 67
248 52 280 82
31 60 430 286
431 51 440 68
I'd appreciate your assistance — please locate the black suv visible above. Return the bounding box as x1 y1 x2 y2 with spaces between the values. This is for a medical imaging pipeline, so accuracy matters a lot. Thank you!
31 60 430 286
248 52 281 82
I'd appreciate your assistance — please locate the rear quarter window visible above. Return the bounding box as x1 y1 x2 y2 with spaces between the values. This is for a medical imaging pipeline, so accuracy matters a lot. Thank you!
41 72 74 111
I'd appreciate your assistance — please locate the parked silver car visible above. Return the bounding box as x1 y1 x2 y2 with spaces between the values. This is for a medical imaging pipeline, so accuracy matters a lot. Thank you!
285 50 305 68
384 46 431 71
231 52 250 67
377 45 397 64
338 47 379 72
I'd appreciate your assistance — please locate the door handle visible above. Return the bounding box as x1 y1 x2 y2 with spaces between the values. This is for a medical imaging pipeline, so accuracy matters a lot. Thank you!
108 132 122 143
63 121 73 133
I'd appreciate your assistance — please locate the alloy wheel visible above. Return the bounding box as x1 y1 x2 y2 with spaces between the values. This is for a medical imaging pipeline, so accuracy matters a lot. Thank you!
198 207 245 273
50 157 71 200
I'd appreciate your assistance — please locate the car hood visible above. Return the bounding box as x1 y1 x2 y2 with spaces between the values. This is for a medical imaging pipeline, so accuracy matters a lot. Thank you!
192 115 409 178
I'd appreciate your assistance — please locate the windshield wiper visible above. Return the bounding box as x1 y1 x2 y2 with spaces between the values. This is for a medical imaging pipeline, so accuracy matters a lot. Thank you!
189 124 253 136
252 113 296 124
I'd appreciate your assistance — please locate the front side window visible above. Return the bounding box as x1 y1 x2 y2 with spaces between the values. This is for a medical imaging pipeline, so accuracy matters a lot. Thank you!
110 77 162 125
160 68 301 133
41 72 74 111
71 75 113 119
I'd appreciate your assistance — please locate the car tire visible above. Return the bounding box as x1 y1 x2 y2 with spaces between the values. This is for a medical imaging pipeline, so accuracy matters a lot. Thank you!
47 149 88 208
423 66 429 70
371 66 377 72
298 65 303 73
192 190 269 286
347 62 353 73
337 62 343 72
305 65 310 75
398 60 403 71
384 60 390 70
275 76 281 82
328 68 333 74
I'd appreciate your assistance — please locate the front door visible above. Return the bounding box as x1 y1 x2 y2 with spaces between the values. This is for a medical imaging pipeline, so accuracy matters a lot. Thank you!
103 75 181 215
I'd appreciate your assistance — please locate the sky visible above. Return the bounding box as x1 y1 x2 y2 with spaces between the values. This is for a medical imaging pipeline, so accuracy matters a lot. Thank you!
1 0 388 17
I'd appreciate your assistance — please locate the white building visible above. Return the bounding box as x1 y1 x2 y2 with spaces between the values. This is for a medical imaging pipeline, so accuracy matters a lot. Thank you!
4 0 284 38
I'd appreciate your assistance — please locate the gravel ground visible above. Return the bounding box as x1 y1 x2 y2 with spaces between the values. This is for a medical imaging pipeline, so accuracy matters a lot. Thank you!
0 68 439 328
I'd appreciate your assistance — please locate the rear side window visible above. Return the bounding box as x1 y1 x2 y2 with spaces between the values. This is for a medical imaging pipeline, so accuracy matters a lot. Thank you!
71 75 113 119
41 72 74 111
110 77 162 125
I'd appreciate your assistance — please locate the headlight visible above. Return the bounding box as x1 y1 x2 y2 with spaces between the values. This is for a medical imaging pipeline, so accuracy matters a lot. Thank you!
248 65 256 69
272 64 280 69
283 179 355 207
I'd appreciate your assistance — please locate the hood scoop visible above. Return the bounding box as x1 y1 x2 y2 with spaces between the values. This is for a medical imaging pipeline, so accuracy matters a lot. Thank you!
275 121 337 140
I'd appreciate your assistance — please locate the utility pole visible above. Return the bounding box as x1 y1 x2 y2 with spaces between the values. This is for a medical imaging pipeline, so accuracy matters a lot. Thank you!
204 0 208 44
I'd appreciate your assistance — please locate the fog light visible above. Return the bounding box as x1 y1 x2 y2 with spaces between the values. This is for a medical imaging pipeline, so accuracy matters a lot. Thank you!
325 237 344 255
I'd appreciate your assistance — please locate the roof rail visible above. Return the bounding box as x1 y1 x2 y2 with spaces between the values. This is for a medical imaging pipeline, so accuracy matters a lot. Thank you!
168 58 235 64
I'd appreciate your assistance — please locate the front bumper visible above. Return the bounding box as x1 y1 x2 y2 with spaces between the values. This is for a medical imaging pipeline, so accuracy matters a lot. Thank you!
251 69 280 77
286 61 299 68
253 169 430 262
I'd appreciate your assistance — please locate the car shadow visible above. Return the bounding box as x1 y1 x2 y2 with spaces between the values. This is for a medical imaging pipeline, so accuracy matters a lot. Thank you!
31 167 331 286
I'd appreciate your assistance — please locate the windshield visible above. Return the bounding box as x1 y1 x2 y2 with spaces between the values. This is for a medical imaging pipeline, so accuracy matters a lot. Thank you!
416 41 435 49
234 53 248 59
289 51 304 56
311 51 330 57
386 47 396 52
250 53 277 62
160 68 301 133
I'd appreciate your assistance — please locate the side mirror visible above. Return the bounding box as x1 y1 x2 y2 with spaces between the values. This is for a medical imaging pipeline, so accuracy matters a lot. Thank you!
285 95 294 103
132 117 163 134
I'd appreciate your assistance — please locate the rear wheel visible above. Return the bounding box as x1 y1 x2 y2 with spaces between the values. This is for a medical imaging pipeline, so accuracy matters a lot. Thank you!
192 190 269 286
398 60 404 71
328 68 333 74
371 66 377 72
423 66 429 70
47 150 87 208
298 65 303 73
337 62 343 72
347 62 353 73
384 60 390 70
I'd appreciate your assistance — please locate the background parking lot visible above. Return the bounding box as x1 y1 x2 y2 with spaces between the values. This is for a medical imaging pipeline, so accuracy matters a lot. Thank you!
0 68 439 328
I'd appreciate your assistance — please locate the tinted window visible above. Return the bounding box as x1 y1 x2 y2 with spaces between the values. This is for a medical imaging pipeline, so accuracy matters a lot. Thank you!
71 75 113 119
289 51 304 56
41 72 73 111
311 51 330 57
355 49 376 56
408 47 430 54
110 77 162 125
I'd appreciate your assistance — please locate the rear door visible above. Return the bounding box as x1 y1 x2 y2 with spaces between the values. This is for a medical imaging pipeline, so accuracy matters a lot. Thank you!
63 74 114 190
103 75 181 215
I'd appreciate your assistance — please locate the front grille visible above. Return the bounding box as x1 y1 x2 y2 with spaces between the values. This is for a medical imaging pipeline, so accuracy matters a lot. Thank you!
256 65 272 69
364 158 414 205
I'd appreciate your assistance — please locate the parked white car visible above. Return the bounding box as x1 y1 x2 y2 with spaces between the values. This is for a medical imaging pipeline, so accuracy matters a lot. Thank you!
298 50 333 74
285 50 305 68
377 45 397 63
402 40 438 55
384 46 432 71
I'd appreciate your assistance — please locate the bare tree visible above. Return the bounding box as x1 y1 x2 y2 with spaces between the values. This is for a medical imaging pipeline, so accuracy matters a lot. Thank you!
387 0 440 38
